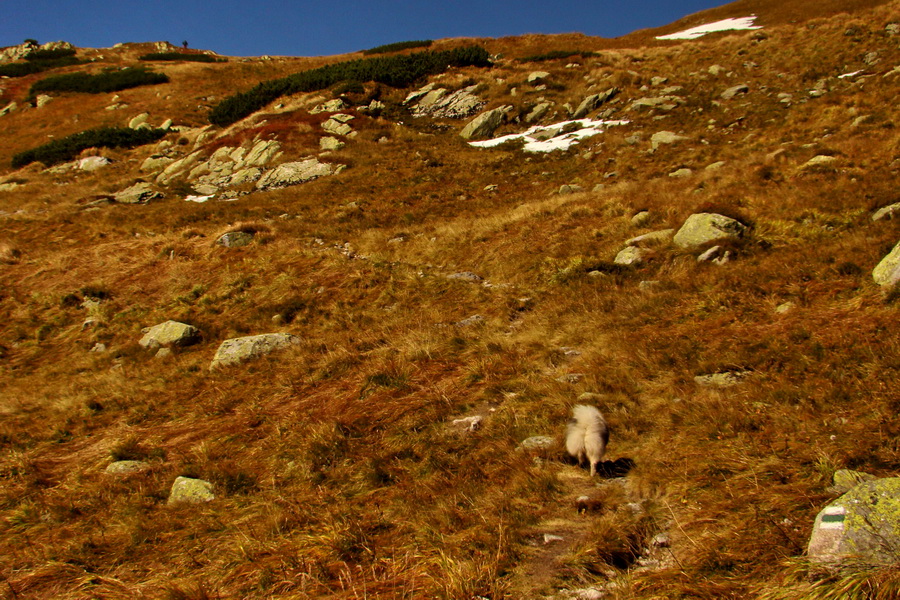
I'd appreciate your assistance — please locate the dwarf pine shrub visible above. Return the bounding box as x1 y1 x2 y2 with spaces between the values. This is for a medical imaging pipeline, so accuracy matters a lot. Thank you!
208 45 491 126
0 48 80 78
363 40 433 55
138 52 225 63
29 67 168 97
11 127 167 168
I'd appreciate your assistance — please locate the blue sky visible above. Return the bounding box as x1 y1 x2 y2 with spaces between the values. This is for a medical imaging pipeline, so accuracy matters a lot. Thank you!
1 1 729 57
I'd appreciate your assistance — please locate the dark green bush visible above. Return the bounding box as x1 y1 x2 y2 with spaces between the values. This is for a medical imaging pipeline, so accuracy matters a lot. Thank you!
24 48 76 61
11 127 167 168
518 50 596 62
209 45 491 126
139 52 225 63
29 67 168 97
362 40 433 55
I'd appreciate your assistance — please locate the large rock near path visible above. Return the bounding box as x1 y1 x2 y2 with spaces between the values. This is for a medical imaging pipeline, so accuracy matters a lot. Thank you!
209 333 301 370
139 320 200 348
808 477 900 567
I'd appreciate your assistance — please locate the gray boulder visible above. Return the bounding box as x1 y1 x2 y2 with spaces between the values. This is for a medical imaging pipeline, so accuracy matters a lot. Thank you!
412 85 485 118
459 106 512 140
243 140 282 167
517 436 556 451
256 159 344 191
525 102 552 123
168 476 215 505
35 94 53 108
625 229 674 247
322 116 354 136
673 213 747 248
614 246 648 266
872 240 900 287
650 131 690 150
210 333 301 370
114 182 162 204
320 136 345 151
720 84 750 100
571 88 620 119
694 371 750 387
129 113 150 129
872 203 900 222
809 478 900 567
139 320 200 348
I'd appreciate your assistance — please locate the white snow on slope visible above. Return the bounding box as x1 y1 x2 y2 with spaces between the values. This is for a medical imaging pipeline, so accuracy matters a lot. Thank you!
656 16 761 41
468 119 629 153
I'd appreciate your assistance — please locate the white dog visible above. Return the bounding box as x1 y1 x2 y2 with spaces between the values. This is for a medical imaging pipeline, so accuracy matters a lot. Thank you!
566 405 609 476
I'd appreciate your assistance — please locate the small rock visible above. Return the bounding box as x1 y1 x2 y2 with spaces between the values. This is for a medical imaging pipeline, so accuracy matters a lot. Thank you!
447 271 483 282
775 301 796 314
209 333 301 370
871 203 900 221
543 534 565 544
625 229 674 246
140 320 200 348
517 436 556 451
128 113 150 129
650 131 690 150
216 231 254 248
673 213 747 249
705 161 726 170
694 371 751 387
167 476 215 505
35 94 53 108
801 155 839 171
459 105 512 140
451 416 483 432
614 246 648 266
527 71 550 83
638 280 663 292
669 167 693 178
559 184 584 195
113 182 162 204
872 240 900 287
708 65 725 76
456 314 485 328
155 347 173 359
556 373 585 384
696 245 732 265
651 533 671 548
720 84 750 100
90 343 107 353
105 460 150 475
320 136 345 151
631 211 652 227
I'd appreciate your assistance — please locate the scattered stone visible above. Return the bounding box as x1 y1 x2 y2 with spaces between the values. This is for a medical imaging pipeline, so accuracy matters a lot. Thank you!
872 203 900 221
708 65 725 76
650 130 690 150
697 245 732 265
801 155 839 171
775 301 796 314
456 314 485 328
320 136 345 151
556 373 585 384
694 371 750 387
114 182 162 204
638 280 663 292
0 102 18 117
309 98 348 114
669 167 693 178
517 436 556 451
631 211 652 227
872 240 900 287
625 229 674 246
459 105 512 140
886 23 900 36
720 84 750 100
543 534 565 544
155 348 173 359
614 246 648 266
571 88 620 119
706 161 726 170
216 231 255 248
35 94 53 108
141 155 174 172
451 416 483 432
809 477 900 567
129 113 150 129
209 333 301 370
629 96 683 112
322 116 354 136
168 476 215 505
243 140 282 167
651 76 668 86
559 184 584 195
447 271 483 282
105 460 150 475
528 71 550 83
139 320 200 348
256 158 344 191
673 213 747 248
90 343 107 353
525 102 552 123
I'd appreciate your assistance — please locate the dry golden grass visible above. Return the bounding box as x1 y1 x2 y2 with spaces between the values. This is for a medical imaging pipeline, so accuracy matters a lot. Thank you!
1 0 900 598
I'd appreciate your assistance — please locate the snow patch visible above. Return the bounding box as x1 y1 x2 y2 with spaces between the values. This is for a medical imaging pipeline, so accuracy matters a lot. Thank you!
468 119 629 153
656 16 761 41
185 195 213 203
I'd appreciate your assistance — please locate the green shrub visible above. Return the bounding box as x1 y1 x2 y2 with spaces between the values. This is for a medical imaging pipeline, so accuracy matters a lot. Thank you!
138 52 225 63
29 67 168 97
24 48 76 61
362 40 433 55
518 50 596 62
209 45 491 126
11 127 167 168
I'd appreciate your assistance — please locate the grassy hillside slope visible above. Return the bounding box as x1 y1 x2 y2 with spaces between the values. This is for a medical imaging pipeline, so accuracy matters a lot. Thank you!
1 1 899 598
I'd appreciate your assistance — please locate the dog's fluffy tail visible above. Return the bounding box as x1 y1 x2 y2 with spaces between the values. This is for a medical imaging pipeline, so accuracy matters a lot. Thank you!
565 405 609 476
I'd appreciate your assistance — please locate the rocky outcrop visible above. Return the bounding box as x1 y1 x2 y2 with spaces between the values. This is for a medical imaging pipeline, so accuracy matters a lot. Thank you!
673 213 747 248
459 106 512 140
322 114 354 136
255 158 344 191
407 84 486 118
209 333 301 370
139 321 200 349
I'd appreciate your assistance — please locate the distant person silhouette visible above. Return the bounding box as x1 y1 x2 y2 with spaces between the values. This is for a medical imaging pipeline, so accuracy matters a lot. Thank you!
182 41 188 49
